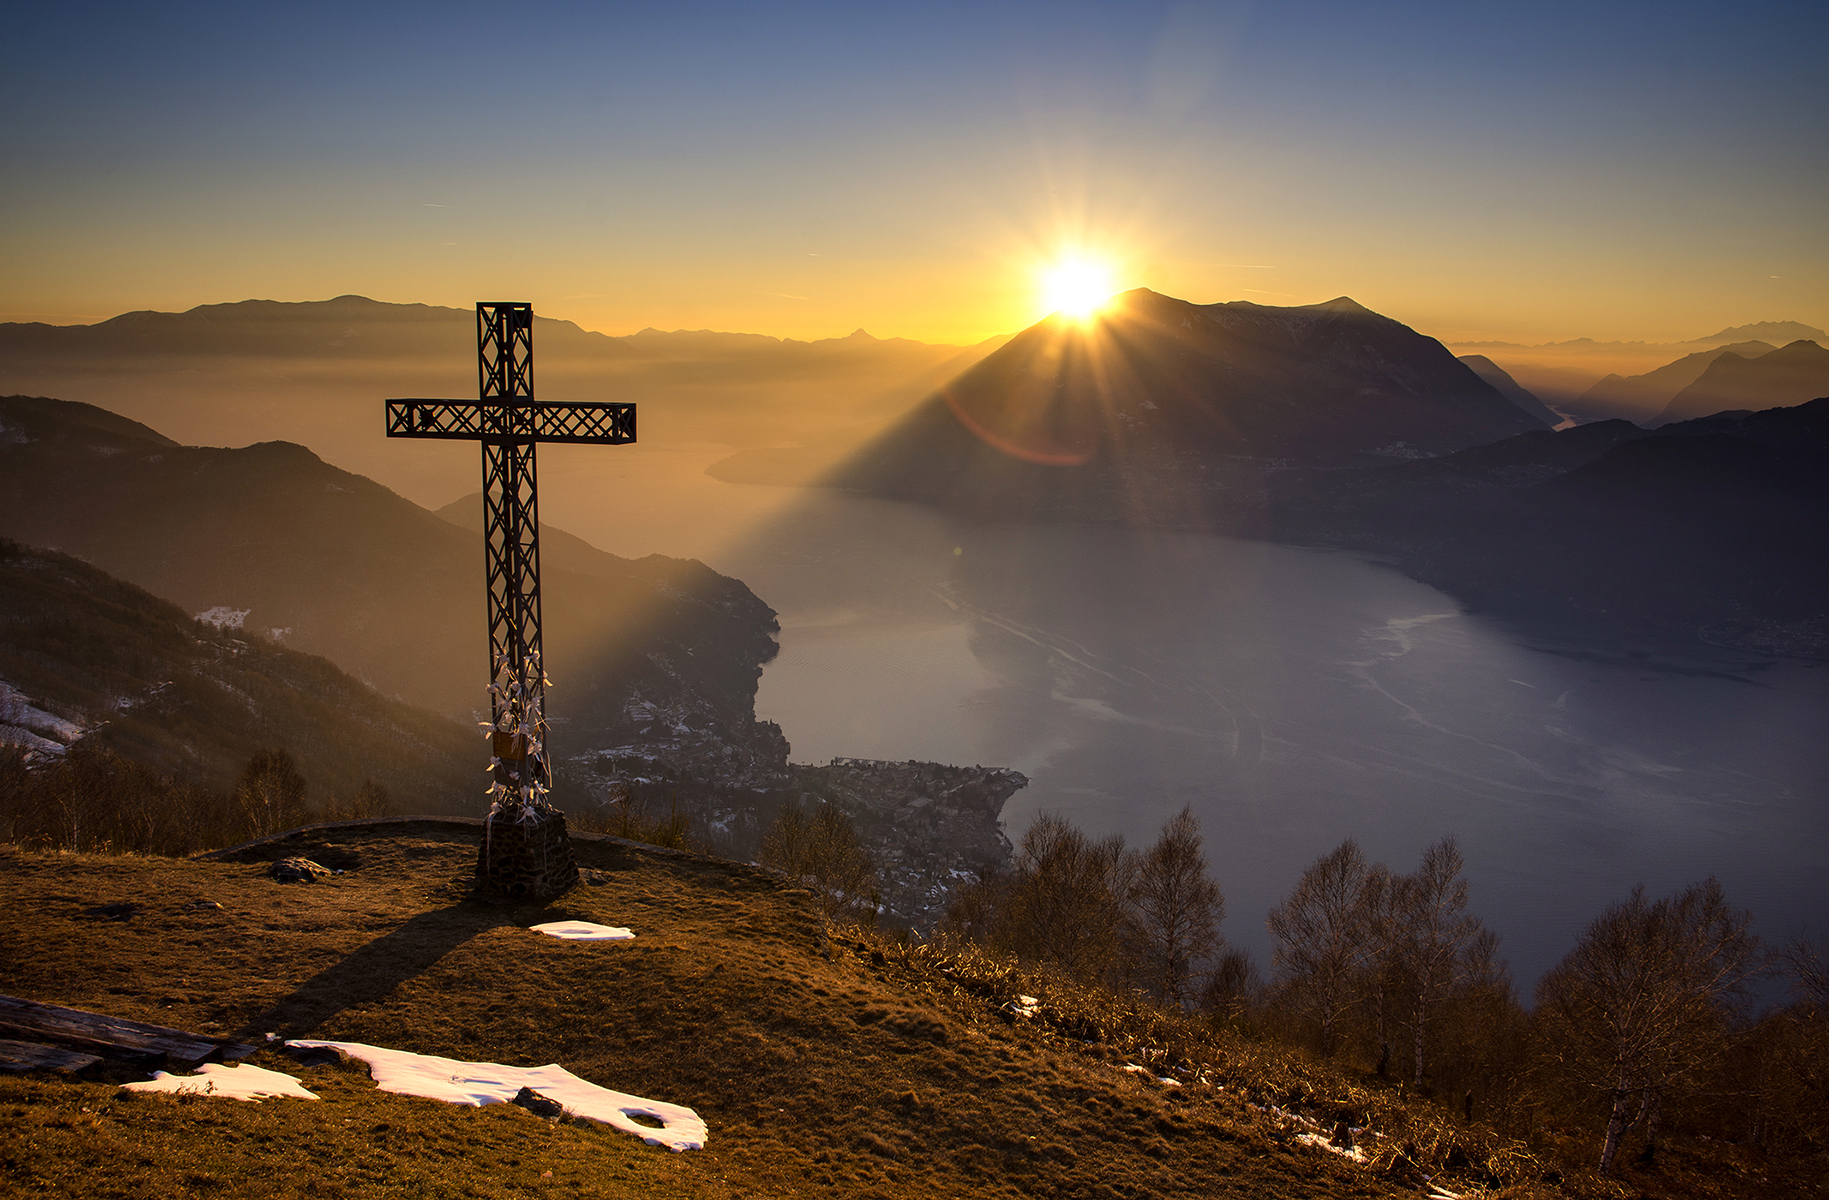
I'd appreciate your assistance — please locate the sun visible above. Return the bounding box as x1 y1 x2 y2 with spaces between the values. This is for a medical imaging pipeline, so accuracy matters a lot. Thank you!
1040 257 1116 322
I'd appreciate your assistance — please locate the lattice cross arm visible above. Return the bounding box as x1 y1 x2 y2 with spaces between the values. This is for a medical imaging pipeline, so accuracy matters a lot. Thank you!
385 400 636 444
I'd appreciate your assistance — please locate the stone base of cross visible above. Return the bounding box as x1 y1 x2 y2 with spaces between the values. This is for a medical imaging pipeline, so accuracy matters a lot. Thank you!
386 302 634 901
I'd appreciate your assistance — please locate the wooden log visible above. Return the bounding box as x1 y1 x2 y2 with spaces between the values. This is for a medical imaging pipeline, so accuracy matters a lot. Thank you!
0 994 257 1067
0 1038 103 1074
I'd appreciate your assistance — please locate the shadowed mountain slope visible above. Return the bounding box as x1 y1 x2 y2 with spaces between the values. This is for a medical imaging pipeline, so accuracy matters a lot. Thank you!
1455 354 1563 426
0 540 478 809
1270 398 1829 653
827 289 1546 525
1653 339 1829 426
0 395 784 766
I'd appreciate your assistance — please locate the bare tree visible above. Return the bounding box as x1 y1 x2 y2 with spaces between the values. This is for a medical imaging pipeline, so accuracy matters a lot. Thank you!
993 811 1128 983
1203 947 1263 1026
236 747 309 838
1779 936 1828 1009
1267 837 1370 1057
1356 860 1407 1076
1395 836 1485 1088
1535 878 1762 1175
1124 806 1225 1008
759 799 879 921
938 862 1006 946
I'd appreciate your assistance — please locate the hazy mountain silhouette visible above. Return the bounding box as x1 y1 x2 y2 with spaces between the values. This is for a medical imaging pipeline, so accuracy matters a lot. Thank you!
1651 340 1829 426
0 296 1002 509
823 289 1545 525
1455 354 1563 425
1443 319 1823 411
1568 341 1777 423
1695 320 1827 345
0 294 980 367
0 396 785 768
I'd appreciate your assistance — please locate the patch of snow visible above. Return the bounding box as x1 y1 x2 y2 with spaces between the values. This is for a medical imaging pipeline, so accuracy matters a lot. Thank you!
0 681 84 753
196 606 250 630
122 1062 319 1102
1295 1132 1368 1164
268 627 292 641
1249 1102 1321 1130
287 1040 705 1151
1120 1063 1180 1086
0 726 69 755
530 920 635 942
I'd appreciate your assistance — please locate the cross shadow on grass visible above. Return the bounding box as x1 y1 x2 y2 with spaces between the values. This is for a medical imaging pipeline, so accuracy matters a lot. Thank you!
242 902 524 1039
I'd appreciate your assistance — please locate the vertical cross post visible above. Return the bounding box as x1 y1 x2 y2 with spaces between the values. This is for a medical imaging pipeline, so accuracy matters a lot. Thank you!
386 301 636 902
477 303 550 818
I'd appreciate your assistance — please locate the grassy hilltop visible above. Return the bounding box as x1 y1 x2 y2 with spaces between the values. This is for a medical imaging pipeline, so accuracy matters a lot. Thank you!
2 821 1812 1200
0 822 1409 1200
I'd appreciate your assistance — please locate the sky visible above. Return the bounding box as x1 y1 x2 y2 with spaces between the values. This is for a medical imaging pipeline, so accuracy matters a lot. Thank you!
3 0 1825 345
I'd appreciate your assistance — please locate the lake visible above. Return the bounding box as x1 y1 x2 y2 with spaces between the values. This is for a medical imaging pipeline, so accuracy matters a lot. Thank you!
539 449 1829 989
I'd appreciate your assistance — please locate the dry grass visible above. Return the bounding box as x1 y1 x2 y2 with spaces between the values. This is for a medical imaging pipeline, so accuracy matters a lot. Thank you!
3 1062 720 1199
852 934 1549 1190
0 821 1797 1199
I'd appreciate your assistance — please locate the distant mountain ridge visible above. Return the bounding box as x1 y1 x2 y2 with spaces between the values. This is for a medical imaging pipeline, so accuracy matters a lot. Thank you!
1441 319 1826 411
1696 320 1827 345
0 296 1007 506
1450 318 1826 354
0 294 984 362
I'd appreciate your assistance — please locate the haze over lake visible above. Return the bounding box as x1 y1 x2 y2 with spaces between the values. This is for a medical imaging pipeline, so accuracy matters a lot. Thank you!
535 447 1829 989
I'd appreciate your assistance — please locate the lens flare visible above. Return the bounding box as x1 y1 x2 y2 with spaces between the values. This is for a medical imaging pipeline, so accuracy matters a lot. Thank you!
1040 258 1115 322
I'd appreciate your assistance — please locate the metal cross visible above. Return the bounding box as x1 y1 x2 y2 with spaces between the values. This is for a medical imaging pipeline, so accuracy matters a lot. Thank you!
385 302 634 832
